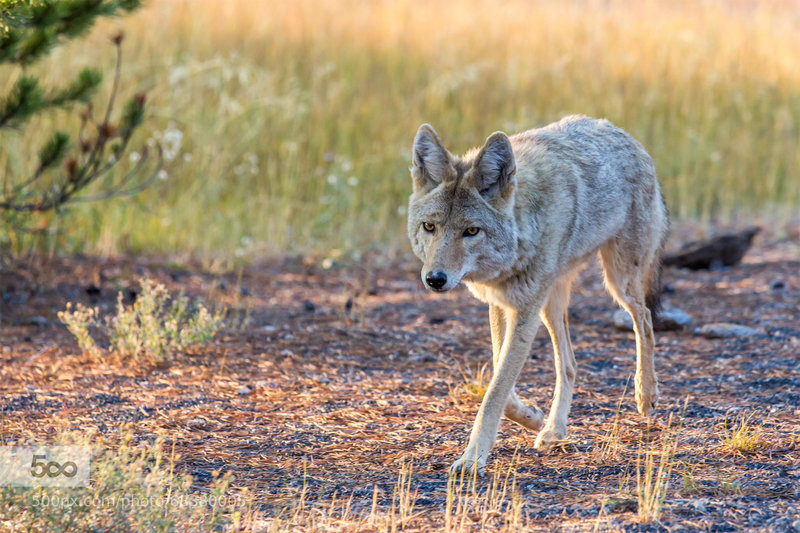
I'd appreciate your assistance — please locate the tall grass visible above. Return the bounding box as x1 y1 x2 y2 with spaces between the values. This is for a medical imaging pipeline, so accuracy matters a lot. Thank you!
3 0 799 257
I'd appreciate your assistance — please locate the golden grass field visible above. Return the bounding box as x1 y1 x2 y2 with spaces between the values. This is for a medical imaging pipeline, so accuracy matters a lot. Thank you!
4 0 800 257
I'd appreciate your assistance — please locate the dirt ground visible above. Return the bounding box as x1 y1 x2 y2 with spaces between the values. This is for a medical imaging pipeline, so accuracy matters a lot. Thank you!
2 233 799 531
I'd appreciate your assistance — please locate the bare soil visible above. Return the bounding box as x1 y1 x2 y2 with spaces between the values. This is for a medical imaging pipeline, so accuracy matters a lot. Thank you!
2 236 799 531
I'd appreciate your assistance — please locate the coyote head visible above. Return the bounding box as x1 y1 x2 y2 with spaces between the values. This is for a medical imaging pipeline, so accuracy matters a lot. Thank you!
407 124 519 292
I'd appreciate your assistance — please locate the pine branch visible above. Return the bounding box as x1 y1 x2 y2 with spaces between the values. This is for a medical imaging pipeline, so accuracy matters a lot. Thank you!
0 35 160 215
2 0 143 65
0 75 42 128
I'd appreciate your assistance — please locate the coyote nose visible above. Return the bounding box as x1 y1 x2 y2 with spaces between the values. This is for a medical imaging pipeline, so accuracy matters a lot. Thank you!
425 271 447 290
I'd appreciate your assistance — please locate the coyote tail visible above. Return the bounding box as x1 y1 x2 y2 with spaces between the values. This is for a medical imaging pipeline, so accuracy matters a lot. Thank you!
646 212 669 323
645 258 663 323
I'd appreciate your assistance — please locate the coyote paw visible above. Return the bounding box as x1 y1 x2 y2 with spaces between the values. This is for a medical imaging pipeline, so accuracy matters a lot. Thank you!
533 426 566 452
635 380 659 417
504 403 545 431
449 454 486 478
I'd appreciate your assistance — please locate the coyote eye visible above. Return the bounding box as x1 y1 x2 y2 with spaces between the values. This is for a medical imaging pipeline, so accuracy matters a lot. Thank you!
423 222 435 233
464 227 480 237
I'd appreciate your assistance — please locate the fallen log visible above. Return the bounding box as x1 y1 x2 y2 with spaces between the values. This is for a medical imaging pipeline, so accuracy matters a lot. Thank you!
663 227 760 270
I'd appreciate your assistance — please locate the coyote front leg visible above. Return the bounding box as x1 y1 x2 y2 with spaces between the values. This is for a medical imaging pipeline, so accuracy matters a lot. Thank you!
451 294 547 475
490 304 544 431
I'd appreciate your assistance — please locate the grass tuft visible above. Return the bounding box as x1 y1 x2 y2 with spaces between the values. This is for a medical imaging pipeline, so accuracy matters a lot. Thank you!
449 362 491 407
719 412 766 456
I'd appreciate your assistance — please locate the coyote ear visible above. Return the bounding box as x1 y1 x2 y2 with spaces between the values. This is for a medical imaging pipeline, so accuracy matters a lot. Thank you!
411 124 450 191
474 132 516 199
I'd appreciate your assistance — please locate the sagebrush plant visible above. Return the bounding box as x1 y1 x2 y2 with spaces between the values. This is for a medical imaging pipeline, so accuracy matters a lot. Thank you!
58 278 224 362
58 301 102 359
0 426 254 532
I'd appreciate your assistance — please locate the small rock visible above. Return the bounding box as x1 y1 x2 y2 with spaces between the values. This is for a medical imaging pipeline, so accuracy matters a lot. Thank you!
260 325 278 333
657 307 692 330
27 384 35 391
662 282 675 294
303 300 316 312
695 323 762 338
411 352 437 363
613 306 691 331
239 286 251 297
770 279 786 290
27 316 48 327
188 418 205 426
236 386 252 395
690 499 707 513
612 309 634 331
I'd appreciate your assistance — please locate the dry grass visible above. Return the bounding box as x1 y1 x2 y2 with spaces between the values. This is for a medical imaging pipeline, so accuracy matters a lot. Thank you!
596 378 630 463
2 0 800 256
449 362 491 406
719 412 767 456
635 414 680 524
2 241 799 530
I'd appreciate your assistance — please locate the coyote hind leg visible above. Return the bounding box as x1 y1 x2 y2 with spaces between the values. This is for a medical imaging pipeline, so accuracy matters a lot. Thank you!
489 304 544 430
600 240 659 416
534 273 578 450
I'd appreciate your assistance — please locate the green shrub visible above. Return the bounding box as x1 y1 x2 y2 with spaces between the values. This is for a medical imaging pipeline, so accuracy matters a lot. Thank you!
58 278 224 362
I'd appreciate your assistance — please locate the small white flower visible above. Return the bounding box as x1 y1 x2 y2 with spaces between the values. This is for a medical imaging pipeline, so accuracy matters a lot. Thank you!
161 125 183 162
157 170 168 181
183 152 193 163
341 159 353 172
129 151 141 163
327 174 338 185
347 176 359 187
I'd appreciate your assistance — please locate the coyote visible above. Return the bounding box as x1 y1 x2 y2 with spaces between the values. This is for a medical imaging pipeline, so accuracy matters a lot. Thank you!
407 116 669 474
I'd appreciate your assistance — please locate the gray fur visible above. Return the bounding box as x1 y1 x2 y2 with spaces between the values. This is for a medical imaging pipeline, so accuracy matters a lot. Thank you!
407 115 670 475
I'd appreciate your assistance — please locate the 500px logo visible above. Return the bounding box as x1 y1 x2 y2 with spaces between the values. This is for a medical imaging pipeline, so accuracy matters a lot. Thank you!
0 446 90 487
29 454 79 478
